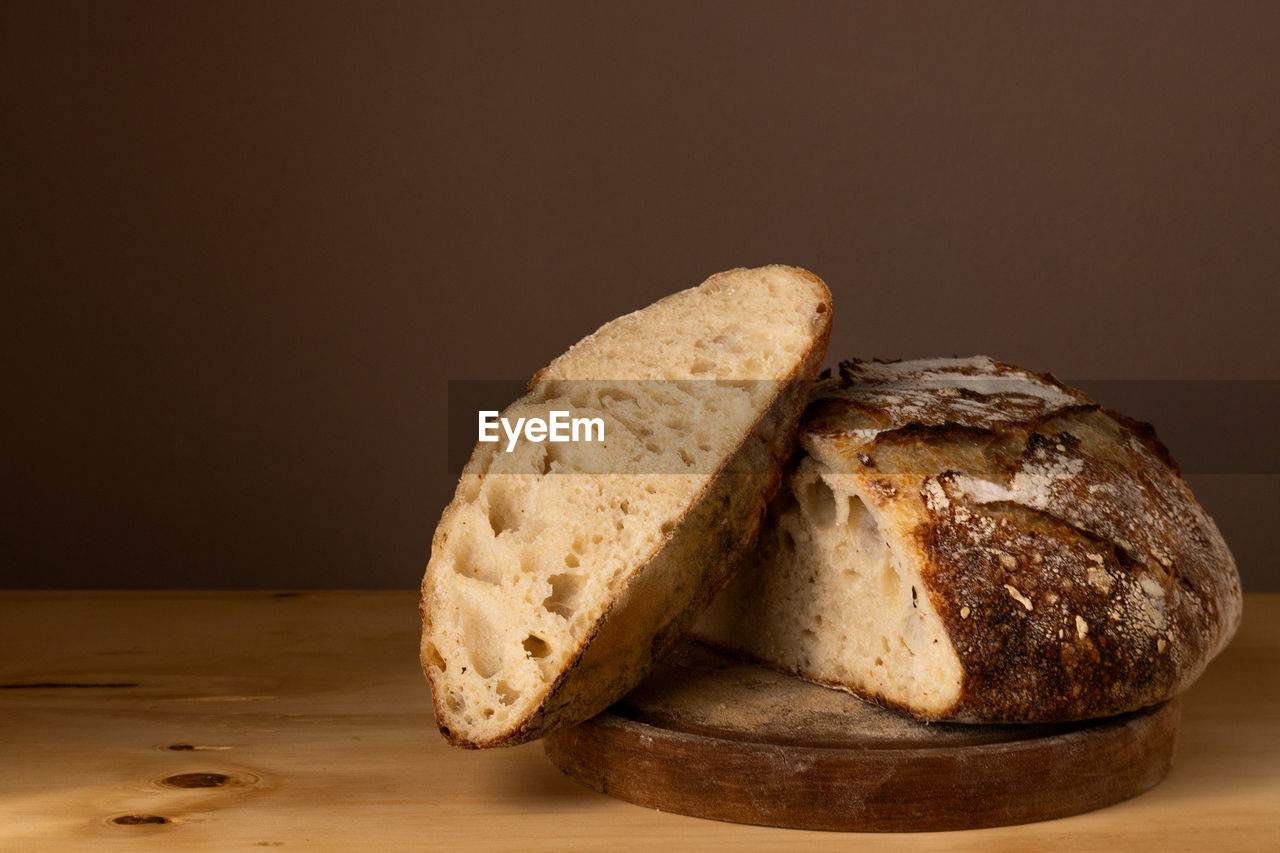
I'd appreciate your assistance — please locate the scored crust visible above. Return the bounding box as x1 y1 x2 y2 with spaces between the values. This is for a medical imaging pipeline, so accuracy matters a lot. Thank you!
696 356 1242 723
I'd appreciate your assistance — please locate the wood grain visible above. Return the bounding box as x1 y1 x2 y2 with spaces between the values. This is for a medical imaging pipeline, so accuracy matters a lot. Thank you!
1 591 1277 850
543 644 1179 831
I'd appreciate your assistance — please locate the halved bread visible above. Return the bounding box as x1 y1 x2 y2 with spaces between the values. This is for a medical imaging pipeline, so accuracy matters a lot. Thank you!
695 356 1242 723
420 266 832 747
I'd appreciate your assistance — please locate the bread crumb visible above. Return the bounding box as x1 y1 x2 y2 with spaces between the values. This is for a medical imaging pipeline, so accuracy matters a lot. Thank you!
960 606 970 619
1004 585 1033 610
1076 615 1088 638
864 478 897 505
922 478 949 512
1087 566 1115 594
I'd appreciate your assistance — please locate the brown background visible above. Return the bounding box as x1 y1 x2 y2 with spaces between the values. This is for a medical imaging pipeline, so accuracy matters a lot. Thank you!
3 2 1277 590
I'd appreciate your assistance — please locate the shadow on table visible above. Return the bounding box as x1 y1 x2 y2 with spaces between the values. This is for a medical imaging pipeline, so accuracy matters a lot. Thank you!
480 741 617 809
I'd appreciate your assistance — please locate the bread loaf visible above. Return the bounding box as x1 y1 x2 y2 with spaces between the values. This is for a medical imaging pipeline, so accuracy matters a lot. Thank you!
695 356 1242 722
420 266 832 747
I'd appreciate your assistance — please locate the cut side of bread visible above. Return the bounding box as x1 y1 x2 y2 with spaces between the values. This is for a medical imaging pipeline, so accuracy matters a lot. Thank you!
695 356 1242 723
421 266 831 747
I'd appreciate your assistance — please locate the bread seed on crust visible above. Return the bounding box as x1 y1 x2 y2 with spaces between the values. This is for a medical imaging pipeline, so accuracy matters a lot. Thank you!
1005 585 1033 611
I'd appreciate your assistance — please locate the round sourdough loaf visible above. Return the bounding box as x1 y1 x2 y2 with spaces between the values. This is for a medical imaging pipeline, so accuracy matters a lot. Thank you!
421 266 831 747
695 356 1242 723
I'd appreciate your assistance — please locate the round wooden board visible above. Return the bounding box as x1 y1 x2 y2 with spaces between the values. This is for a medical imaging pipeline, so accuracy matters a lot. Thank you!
543 643 1179 832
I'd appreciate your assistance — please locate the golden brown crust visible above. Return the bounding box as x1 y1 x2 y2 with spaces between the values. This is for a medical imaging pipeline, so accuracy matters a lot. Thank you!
805 356 1241 722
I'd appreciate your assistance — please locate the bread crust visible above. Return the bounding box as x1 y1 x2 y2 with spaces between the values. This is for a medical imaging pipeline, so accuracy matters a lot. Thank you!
797 356 1242 722
421 266 831 746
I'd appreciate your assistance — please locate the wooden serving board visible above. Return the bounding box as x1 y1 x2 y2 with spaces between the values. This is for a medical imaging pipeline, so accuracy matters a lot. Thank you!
544 643 1179 832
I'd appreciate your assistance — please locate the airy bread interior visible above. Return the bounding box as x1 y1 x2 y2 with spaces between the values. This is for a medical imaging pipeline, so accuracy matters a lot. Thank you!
422 267 829 745
695 455 963 716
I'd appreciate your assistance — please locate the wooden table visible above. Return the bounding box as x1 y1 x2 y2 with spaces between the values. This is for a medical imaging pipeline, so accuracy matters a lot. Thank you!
2 591 1276 851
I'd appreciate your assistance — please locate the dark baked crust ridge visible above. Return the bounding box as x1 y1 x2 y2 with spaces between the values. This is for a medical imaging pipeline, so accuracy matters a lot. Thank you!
918 494 1200 721
805 356 1241 722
